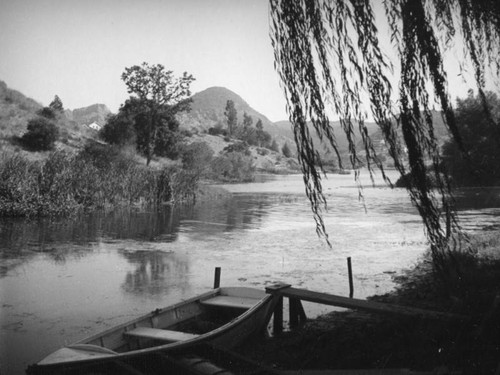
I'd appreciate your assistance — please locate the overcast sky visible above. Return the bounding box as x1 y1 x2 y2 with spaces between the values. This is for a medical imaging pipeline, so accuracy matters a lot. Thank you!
0 0 289 121
0 0 493 123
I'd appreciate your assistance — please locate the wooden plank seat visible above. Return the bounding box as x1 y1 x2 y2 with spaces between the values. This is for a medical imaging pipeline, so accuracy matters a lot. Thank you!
200 295 259 310
124 327 199 342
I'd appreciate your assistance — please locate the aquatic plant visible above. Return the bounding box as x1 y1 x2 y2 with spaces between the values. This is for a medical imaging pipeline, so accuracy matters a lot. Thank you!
0 148 198 217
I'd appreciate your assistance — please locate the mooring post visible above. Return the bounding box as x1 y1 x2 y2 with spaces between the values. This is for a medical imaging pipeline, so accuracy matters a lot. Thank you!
213 267 221 289
273 296 284 336
289 298 299 329
347 257 354 298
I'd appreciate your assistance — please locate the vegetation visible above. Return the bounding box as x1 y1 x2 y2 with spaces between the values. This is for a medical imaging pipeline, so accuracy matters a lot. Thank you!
120 62 195 165
210 150 255 182
0 145 199 217
224 99 238 136
101 97 184 160
282 142 292 158
20 116 59 151
441 91 500 187
269 0 500 273
239 234 500 373
49 95 64 112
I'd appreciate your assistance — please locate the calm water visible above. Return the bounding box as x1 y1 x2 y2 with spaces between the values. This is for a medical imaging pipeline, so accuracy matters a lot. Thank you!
2 171 500 374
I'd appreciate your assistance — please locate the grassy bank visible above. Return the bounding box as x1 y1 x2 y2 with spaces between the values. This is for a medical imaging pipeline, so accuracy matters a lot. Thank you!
0 144 201 217
237 231 500 374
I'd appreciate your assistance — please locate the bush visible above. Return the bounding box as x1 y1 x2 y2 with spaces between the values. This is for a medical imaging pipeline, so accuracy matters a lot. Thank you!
36 107 56 120
282 142 292 158
21 117 59 151
223 141 251 156
257 148 269 156
210 152 255 182
208 126 227 136
100 113 136 146
181 142 214 178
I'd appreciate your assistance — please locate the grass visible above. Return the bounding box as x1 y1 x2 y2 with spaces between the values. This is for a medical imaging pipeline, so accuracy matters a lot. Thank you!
237 232 500 374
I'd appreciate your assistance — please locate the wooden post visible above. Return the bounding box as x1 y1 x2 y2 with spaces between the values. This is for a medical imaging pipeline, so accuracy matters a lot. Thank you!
213 267 221 289
347 257 354 298
273 296 283 336
289 298 299 329
289 298 307 329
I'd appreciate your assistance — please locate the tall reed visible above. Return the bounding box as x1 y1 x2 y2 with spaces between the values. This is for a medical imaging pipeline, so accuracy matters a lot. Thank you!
0 147 198 217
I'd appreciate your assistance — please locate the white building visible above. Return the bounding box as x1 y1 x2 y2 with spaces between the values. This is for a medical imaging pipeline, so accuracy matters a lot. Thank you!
87 122 101 131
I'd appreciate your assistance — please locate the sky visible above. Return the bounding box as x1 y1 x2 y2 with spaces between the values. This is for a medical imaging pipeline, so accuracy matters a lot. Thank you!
0 0 495 123
0 0 288 121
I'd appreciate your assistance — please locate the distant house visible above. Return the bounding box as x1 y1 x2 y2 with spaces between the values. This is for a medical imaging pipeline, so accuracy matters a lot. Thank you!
87 122 101 131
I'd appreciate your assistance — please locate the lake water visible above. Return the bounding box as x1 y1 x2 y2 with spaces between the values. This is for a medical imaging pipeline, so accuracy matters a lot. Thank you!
2 171 500 374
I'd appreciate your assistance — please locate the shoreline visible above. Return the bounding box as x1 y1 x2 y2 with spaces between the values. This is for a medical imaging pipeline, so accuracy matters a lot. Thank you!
236 231 500 373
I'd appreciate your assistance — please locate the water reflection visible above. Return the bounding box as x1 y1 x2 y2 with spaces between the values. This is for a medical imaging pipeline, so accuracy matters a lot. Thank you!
120 250 189 296
0 206 186 277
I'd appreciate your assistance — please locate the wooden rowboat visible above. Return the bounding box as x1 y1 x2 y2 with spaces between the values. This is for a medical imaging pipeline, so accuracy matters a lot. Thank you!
27 287 277 374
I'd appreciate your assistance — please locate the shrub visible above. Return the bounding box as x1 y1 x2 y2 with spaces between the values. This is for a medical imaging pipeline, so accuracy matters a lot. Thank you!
223 141 251 156
36 107 56 120
208 127 227 136
181 142 214 178
210 152 255 182
257 148 269 156
21 116 59 151
282 142 292 158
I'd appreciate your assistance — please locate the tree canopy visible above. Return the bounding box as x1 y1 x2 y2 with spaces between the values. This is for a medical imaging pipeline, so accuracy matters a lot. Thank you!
121 62 194 165
49 95 64 112
224 100 238 136
269 0 500 266
442 91 500 186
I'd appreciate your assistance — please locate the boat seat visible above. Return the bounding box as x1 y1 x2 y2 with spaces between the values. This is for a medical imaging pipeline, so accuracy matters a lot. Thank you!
124 327 199 342
200 295 258 310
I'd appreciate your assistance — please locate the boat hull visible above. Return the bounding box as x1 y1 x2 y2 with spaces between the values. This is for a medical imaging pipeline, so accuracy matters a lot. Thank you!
27 287 276 374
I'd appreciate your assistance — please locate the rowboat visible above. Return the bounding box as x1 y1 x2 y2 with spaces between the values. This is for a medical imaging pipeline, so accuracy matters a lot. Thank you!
27 287 277 374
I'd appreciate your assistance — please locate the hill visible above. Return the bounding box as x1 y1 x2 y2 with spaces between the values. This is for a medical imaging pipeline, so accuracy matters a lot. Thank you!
177 86 284 137
0 80 42 139
275 112 450 168
64 103 111 126
0 80 109 157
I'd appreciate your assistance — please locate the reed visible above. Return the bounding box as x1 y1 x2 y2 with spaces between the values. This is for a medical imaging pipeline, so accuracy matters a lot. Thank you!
0 148 198 217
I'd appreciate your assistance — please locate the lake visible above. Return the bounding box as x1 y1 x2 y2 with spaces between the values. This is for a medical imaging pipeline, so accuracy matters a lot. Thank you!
2 170 500 374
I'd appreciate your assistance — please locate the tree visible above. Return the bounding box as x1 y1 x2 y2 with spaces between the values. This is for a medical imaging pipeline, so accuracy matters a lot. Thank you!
269 0 500 269
121 62 194 165
37 106 56 120
224 100 237 136
49 95 64 112
441 91 500 186
101 96 183 159
282 142 292 158
181 142 214 178
255 118 271 148
100 111 136 147
243 112 253 128
270 139 280 153
21 117 59 151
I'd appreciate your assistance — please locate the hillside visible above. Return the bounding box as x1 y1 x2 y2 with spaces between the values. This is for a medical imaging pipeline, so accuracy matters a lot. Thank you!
274 119 380 167
0 80 107 157
0 80 42 139
276 113 450 168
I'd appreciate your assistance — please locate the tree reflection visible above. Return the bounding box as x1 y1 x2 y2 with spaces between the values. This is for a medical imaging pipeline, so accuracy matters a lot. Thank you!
120 250 189 296
0 206 183 276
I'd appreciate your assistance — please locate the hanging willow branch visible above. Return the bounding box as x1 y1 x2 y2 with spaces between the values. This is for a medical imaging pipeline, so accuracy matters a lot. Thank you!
269 0 500 264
